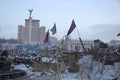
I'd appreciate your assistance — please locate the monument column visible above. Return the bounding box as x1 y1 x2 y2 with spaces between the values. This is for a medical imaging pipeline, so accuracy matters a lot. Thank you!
28 9 33 43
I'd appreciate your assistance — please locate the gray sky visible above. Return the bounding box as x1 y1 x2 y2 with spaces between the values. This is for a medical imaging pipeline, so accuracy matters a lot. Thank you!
0 0 120 42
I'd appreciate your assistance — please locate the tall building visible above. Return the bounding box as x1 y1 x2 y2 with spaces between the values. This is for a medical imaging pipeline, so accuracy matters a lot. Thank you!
25 19 40 43
39 26 46 43
18 25 25 43
18 10 46 44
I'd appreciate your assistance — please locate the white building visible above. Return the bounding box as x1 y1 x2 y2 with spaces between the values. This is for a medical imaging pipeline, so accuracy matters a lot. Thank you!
70 39 94 52
108 40 120 48
57 36 94 52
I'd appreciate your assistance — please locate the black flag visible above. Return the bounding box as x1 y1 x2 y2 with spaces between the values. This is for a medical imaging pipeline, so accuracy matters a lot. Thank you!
67 20 76 36
117 33 120 36
44 30 49 43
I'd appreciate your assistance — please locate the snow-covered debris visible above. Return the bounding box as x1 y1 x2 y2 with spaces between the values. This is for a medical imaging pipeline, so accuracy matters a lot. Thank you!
12 55 120 80
42 57 57 63
13 64 33 75
76 55 117 80
78 55 93 65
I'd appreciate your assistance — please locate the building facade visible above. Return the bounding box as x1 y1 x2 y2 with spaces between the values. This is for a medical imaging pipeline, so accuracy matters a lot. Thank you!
109 40 120 48
39 26 46 44
70 39 94 52
18 18 46 44
24 19 41 43
18 25 26 43
58 36 94 52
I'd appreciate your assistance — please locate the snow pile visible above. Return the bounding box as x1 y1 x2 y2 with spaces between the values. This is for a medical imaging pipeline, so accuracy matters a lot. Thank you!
77 55 93 72
61 70 78 80
76 55 93 79
78 55 93 65
77 55 120 80
13 64 33 75
13 55 120 80
42 57 57 63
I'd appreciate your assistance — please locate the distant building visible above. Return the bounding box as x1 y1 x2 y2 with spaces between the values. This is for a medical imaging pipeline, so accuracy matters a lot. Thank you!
71 39 94 52
49 37 58 46
108 40 120 48
25 19 40 43
18 10 46 44
39 26 46 44
0 43 16 50
58 36 94 52
18 25 26 43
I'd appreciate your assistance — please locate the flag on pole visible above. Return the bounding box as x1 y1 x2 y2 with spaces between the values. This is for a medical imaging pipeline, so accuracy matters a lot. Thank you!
44 30 49 43
50 23 57 35
67 19 76 36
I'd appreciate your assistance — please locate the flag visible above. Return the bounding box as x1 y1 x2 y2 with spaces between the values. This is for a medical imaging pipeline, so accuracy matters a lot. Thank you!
50 23 57 35
67 19 76 36
117 33 120 36
44 30 49 43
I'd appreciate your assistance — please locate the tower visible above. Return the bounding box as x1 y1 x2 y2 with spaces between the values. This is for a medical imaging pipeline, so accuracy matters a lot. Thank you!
18 9 46 44
28 9 33 43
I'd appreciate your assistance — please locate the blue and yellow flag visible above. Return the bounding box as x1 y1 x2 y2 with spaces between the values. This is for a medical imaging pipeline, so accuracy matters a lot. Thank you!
50 23 57 35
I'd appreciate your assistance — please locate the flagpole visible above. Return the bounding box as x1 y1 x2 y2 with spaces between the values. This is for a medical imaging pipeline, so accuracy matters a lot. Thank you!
44 30 49 56
67 19 86 52
76 27 86 52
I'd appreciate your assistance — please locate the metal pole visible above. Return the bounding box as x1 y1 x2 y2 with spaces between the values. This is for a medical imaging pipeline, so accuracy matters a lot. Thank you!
76 27 86 52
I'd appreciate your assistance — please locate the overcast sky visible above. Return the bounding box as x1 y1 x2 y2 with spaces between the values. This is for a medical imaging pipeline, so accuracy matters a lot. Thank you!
0 0 120 42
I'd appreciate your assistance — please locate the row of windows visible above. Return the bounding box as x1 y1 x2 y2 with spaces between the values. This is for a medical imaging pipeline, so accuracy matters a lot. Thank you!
72 43 93 47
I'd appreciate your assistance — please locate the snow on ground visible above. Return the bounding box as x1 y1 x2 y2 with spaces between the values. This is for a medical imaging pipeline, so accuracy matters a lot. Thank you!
75 55 120 80
61 72 78 80
13 55 120 80
42 57 57 63
13 64 33 75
